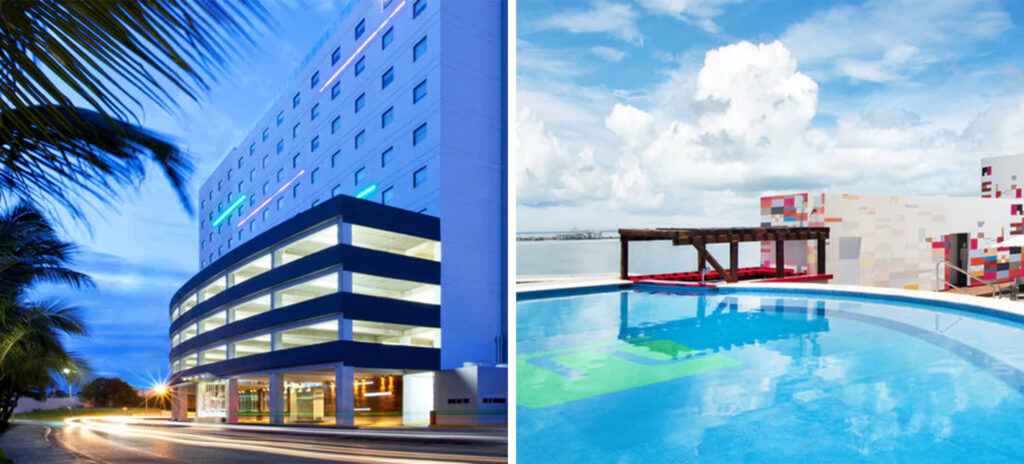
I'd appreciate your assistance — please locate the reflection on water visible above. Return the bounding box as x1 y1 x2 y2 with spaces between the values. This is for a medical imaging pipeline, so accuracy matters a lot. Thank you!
517 289 1024 463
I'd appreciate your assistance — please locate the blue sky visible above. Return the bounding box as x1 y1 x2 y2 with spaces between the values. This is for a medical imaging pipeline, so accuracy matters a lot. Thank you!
517 0 1024 232
34 1 350 388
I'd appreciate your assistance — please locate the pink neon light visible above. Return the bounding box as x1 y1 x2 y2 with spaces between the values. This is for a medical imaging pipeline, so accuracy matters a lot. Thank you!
318 1 408 93
237 170 306 227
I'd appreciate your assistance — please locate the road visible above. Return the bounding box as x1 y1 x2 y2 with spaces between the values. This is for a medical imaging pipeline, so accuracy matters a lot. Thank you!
0 416 507 463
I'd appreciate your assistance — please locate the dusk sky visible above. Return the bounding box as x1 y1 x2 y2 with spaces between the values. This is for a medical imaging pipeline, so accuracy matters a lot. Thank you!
35 1 350 388
517 0 1024 232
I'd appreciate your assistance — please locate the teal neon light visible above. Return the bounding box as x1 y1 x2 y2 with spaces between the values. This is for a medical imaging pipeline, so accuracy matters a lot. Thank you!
212 194 246 227
355 184 377 199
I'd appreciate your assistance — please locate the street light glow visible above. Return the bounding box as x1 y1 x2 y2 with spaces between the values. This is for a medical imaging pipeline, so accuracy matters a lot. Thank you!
153 384 168 395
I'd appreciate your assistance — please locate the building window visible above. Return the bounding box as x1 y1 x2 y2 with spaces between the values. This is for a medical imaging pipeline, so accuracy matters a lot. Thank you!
381 107 394 128
262 156 269 168
414 0 426 18
381 146 393 166
249 144 255 155
201 200 206 209
355 167 365 185
311 136 320 152
249 169 254 181
227 169 232 180
331 150 341 167
413 79 427 103
276 140 284 154
381 186 394 205
310 71 319 88
237 157 243 168
262 128 269 141
331 81 341 99
413 123 427 145
262 182 269 194
382 67 394 89
293 92 300 108
413 166 426 187
413 37 426 61
227 238 233 249
292 183 300 198
332 185 341 197
355 93 365 113
277 111 284 126
382 27 394 49
355 130 366 149
277 197 284 209
208 191 213 200
262 209 269 221
237 181 243 193
311 199 319 207
310 103 320 120
332 116 341 134
311 168 320 183
292 123 300 139
217 180 222 191
355 56 365 76
292 154 299 168
277 169 284 182
355 18 365 40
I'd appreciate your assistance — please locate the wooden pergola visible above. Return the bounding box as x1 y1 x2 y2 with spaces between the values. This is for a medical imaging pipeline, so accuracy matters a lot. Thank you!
618 226 830 282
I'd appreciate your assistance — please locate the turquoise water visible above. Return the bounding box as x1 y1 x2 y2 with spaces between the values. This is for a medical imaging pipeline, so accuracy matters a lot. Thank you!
517 288 1024 462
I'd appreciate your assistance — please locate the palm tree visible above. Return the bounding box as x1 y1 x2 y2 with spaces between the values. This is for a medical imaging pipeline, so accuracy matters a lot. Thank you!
0 203 90 431
1 0 268 221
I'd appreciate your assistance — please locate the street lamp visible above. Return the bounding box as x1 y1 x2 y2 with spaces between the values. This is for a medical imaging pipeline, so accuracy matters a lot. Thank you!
62 368 73 411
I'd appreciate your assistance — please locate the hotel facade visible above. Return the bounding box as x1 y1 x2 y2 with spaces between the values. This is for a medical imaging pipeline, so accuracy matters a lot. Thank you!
168 0 507 426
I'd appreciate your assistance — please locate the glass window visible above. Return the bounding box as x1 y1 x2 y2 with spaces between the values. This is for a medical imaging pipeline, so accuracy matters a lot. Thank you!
230 294 271 322
249 144 255 155
277 140 284 154
311 136 320 152
381 147 393 166
355 18 365 40
292 183 300 198
262 155 269 168
199 311 226 334
273 273 338 309
311 168 320 183
353 320 440 348
382 186 394 205
292 123 300 138
355 93 365 113
331 47 341 65
331 150 341 167
180 353 198 371
332 185 341 197
293 92 300 108
413 37 426 61
332 116 341 134
292 154 299 168
352 273 440 304
180 323 198 343
382 27 394 49
277 111 284 126
262 128 269 141
229 253 271 286
332 81 341 99
310 103 320 121
351 224 440 261
249 169 255 181
310 71 319 88
276 197 283 210
262 209 269 221
238 180 243 193
355 56 365 76
231 334 271 359
198 276 227 302
382 67 394 89
414 0 426 18
217 180 222 191
277 169 284 182
355 130 365 149
262 182 269 194
381 107 394 128
413 166 426 187
200 346 226 366
277 319 338 350
413 79 426 103
180 293 198 315
274 225 338 266
355 167 365 185
413 123 427 146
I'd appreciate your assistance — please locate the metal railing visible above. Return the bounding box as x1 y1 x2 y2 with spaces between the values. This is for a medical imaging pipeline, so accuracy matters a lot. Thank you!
935 260 1003 299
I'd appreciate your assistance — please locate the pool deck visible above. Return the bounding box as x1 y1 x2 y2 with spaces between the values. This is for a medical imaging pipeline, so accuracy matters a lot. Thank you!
517 275 1024 318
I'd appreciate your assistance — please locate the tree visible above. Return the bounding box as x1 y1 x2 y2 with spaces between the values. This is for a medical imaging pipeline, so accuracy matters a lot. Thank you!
0 0 268 221
78 377 139 408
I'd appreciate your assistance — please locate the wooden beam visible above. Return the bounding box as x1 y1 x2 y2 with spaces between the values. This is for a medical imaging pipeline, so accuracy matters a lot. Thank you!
620 238 629 279
695 242 734 282
775 239 785 277
817 237 826 275
729 241 739 281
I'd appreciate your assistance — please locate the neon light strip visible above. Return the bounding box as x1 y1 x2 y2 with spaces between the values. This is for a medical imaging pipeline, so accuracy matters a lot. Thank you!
355 183 377 199
363 391 392 397
237 170 306 227
212 194 246 227
318 1 407 93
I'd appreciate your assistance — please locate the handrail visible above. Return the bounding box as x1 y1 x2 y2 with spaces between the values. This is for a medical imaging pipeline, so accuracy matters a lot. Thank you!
935 260 1002 299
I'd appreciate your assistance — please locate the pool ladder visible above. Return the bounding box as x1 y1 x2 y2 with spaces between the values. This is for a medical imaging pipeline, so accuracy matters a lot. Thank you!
935 260 1003 299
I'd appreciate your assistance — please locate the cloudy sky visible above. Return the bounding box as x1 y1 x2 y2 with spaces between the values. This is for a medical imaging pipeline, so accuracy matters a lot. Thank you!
36 1 347 387
517 0 1024 232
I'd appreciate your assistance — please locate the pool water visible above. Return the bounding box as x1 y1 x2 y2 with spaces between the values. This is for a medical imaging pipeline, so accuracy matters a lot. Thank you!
517 288 1024 462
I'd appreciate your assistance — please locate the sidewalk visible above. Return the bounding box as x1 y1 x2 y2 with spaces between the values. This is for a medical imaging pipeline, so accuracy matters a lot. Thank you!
0 421 93 463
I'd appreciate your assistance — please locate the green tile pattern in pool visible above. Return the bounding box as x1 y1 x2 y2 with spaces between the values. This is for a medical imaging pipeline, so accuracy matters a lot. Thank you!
517 339 741 408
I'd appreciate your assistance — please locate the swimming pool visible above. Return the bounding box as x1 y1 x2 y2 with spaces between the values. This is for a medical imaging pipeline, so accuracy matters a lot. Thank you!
517 285 1024 462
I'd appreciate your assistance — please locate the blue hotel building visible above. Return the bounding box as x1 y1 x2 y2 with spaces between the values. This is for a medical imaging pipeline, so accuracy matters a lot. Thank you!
168 0 507 426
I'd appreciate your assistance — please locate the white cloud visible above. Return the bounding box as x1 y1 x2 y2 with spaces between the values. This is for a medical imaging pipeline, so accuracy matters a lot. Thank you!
637 0 744 33
517 108 610 206
536 2 643 45
589 45 627 62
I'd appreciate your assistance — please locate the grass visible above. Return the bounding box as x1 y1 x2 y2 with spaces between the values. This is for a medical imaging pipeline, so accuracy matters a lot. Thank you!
13 407 164 421
0 446 11 464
